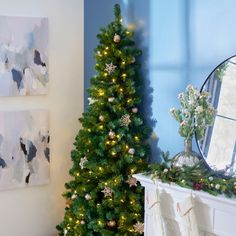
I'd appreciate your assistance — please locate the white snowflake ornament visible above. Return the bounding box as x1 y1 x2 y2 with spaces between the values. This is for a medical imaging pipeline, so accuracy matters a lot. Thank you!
132 107 138 113
126 177 138 187
120 114 131 126
88 97 97 105
101 187 113 197
105 62 117 75
79 156 88 169
133 221 144 234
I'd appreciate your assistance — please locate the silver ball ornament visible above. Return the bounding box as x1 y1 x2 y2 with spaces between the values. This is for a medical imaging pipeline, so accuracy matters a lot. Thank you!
99 115 105 122
132 107 138 113
113 34 121 43
107 220 116 227
80 220 85 225
108 97 115 102
109 130 115 139
85 193 92 200
128 148 135 155
131 57 136 63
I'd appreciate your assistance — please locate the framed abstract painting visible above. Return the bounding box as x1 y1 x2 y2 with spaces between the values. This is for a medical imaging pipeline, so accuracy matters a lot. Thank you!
0 110 50 190
0 16 48 96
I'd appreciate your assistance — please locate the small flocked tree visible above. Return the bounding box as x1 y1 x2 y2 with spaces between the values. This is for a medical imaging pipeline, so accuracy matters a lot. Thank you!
57 4 151 236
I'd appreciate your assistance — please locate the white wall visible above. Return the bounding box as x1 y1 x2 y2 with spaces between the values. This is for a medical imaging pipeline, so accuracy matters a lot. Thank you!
0 0 84 235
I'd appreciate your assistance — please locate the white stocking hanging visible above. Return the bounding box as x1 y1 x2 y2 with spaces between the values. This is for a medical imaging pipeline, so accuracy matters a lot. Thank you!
177 195 200 236
146 188 165 236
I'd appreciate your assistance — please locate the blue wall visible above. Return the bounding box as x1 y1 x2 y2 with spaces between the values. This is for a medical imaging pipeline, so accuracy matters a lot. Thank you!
84 0 236 162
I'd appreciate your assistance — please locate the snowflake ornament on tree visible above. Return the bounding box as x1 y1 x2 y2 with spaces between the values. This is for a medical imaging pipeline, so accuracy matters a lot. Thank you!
126 177 138 187
88 97 97 105
120 114 131 126
105 62 117 75
79 156 88 169
133 221 144 234
101 187 113 197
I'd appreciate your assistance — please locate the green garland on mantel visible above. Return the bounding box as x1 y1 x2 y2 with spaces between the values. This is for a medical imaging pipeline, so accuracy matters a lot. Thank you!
146 152 236 198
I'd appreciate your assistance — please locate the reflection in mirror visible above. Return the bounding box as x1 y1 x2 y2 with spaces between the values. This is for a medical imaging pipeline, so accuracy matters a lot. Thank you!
197 56 236 176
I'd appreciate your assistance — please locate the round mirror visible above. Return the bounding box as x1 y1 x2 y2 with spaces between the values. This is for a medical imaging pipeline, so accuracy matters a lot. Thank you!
196 55 236 176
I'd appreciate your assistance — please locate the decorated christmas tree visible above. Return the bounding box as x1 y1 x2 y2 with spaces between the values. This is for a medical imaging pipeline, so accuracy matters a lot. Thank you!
57 4 151 236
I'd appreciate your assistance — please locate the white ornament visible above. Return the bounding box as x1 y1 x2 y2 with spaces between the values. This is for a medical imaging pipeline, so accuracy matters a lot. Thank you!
126 177 138 187
80 220 85 225
209 176 214 181
128 148 135 155
99 115 105 122
101 187 113 197
109 130 115 139
133 221 144 234
71 193 77 199
64 229 68 235
113 33 121 43
120 114 131 126
79 156 88 169
108 97 115 102
85 193 92 200
163 168 168 173
88 97 97 105
131 57 136 63
215 184 220 190
105 62 117 75
107 220 116 227
132 107 138 113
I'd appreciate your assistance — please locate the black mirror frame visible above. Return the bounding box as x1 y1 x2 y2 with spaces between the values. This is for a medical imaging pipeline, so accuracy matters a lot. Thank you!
195 54 236 178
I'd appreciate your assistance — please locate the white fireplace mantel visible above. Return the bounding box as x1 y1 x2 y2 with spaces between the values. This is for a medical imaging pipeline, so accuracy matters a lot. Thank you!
134 174 236 236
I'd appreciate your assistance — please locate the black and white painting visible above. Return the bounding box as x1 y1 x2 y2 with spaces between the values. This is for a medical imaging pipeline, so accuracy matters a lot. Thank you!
0 16 48 96
0 110 49 190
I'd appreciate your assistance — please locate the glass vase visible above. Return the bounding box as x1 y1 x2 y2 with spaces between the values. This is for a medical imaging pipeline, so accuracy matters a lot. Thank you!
173 139 201 167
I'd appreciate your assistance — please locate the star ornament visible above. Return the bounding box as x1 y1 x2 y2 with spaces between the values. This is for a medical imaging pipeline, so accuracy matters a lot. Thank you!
101 187 113 197
105 62 117 75
79 156 88 169
133 221 144 234
126 177 138 187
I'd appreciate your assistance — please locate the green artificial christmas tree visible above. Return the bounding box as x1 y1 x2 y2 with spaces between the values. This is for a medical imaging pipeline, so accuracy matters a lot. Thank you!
57 4 151 236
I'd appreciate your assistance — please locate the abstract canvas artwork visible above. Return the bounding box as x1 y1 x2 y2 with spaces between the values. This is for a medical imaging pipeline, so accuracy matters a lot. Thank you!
0 16 48 96
0 110 49 190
